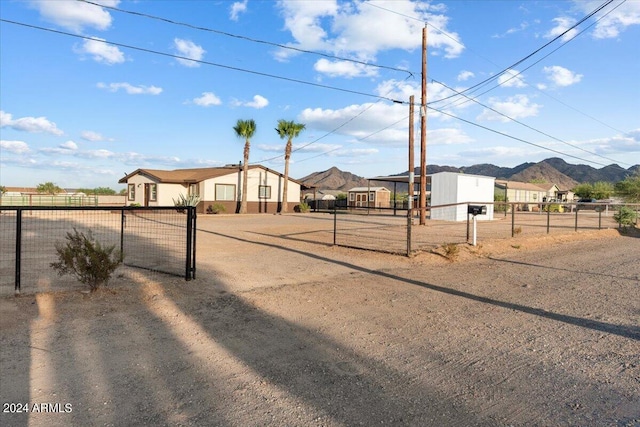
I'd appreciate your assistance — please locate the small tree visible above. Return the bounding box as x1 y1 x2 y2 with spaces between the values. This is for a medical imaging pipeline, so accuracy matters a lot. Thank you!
591 181 614 200
37 182 63 195
572 183 594 199
615 171 640 203
51 228 121 291
613 206 637 229
0 186 6 194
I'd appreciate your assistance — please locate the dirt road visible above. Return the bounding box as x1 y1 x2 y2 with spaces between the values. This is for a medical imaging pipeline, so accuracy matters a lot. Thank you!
1 215 639 426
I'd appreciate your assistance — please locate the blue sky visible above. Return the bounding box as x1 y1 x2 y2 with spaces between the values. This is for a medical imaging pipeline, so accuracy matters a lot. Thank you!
1 0 639 190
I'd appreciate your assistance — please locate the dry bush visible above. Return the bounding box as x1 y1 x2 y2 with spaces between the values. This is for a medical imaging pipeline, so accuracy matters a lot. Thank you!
442 242 459 262
50 228 121 292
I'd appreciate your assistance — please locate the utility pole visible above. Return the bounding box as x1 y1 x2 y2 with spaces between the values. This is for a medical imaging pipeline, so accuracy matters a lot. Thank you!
407 95 415 256
419 25 427 225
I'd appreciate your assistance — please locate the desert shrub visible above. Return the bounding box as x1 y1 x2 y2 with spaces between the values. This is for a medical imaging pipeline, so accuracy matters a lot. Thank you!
207 203 225 214
173 194 201 207
514 226 522 235
442 242 459 262
294 202 310 213
613 206 637 229
50 228 121 291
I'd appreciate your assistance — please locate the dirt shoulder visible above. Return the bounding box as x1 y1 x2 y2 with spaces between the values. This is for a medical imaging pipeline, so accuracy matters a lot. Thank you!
1 216 639 426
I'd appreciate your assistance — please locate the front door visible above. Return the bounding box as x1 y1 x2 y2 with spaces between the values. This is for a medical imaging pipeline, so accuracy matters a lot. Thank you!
356 193 367 207
144 183 151 207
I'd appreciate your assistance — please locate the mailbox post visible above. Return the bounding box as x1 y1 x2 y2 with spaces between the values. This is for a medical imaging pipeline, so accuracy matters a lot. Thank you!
467 205 487 246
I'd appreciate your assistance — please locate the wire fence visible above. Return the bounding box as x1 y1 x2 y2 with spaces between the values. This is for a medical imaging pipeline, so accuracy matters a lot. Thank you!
330 202 639 256
0 206 196 295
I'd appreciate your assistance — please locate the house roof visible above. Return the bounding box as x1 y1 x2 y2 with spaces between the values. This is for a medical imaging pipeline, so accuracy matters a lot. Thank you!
119 165 313 189
348 187 390 192
495 180 559 192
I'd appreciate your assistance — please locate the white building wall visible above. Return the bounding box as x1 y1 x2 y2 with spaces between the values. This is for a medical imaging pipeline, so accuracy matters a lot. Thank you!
430 172 494 221
157 183 188 206
199 169 300 203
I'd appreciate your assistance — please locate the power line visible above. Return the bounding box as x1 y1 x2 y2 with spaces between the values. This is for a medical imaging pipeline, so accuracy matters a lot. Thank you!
0 19 406 104
427 105 614 169
79 0 413 78
429 0 617 104
430 78 632 168
434 1 629 136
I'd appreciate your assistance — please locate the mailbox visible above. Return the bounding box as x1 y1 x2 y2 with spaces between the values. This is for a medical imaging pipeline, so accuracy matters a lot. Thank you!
468 205 487 216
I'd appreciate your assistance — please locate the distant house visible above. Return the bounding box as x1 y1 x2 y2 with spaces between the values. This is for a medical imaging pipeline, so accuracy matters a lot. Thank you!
118 165 310 214
495 180 568 208
347 187 391 208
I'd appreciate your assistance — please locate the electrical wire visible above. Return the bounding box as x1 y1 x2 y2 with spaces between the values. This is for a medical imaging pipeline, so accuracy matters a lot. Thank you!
78 0 413 78
429 0 617 104
0 19 406 105
436 0 625 109
430 78 632 168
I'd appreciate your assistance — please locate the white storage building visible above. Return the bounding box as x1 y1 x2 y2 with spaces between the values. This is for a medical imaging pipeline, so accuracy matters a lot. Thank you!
430 172 495 221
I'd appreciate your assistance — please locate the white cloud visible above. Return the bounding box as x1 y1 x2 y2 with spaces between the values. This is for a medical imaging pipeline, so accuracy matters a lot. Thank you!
477 95 542 122
60 141 78 150
543 65 583 87
230 0 248 21
40 141 79 155
81 131 109 142
97 82 162 95
575 0 640 39
244 95 269 109
0 110 64 135
583 129 640 154
1 140 30 154
75 37 125 64
498 69 526 88
275 0 464 66
313 59 378 78
492 22 529 38
173 38 206 67
192 92 222 107
427 128 473 145
299 101 409 145
545 17 578 42
30 0 119 33
457 71 474 81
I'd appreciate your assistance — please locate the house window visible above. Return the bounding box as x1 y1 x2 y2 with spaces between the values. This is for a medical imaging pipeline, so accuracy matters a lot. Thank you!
259 185 271 199
149 184 157 202
215 184 235 201
369 191 375 201
350 193 355 202
189 183 199 196
128 184 135 201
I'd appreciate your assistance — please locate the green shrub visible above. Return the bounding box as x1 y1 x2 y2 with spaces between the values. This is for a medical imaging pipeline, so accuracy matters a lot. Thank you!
50 228 121 291
207 203 226 214
613 206 637 228
295 202 310 213
173 194 201 207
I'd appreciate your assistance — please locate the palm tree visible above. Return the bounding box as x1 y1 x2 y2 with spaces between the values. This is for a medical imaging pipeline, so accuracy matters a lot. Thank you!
275 119 305 213
233 119 257 214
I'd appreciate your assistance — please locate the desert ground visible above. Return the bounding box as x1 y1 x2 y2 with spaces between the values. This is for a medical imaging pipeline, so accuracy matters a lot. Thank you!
1 213 639 426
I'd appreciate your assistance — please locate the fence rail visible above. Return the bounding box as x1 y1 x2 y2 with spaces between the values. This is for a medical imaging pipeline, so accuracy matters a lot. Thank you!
0 206 196 295
329 202 639 256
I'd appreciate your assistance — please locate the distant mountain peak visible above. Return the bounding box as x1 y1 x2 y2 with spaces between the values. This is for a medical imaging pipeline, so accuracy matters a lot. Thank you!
298 158 633 191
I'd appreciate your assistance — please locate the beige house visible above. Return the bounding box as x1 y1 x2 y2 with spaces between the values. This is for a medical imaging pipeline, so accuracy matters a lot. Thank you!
495 180 567 210
118 165 309 214
347 187 391 208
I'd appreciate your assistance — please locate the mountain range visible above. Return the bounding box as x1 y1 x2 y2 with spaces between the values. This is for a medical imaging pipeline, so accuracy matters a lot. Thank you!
300 158 639 192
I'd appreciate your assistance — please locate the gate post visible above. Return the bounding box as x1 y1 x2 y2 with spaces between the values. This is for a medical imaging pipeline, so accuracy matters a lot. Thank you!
15 208 23 294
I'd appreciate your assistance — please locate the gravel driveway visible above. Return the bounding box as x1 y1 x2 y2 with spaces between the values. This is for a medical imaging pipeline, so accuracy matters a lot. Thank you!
1 214 639 426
